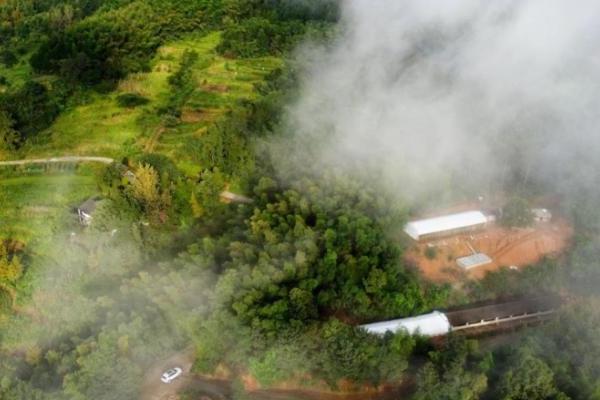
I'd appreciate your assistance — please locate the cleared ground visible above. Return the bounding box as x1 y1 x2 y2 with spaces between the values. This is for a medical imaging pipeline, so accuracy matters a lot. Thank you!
406 217 573 283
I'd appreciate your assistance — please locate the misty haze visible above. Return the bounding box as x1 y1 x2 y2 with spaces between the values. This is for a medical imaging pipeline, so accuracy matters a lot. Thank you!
0 1 599 400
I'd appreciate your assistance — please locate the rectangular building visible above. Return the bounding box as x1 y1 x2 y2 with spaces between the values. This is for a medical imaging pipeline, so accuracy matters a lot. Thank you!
456 253 492 269
404 210 489 241
360 311 451 337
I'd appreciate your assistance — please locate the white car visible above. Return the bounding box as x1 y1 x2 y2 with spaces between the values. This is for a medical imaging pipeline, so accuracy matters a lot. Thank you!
160 367 183 383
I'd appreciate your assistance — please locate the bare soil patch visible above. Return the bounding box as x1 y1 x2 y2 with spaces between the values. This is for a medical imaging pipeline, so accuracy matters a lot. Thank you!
181 108 221 123
405 217 573 283
201 83 229 93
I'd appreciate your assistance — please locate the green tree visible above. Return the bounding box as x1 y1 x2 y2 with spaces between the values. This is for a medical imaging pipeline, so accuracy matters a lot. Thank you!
0 111 19 150
497 350 565 400
414 337 489 400
501 197 533 227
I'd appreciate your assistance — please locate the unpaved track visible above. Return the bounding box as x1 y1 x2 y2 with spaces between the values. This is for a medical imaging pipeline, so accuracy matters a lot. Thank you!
0 157 254 204
0 156 115 166
139 350 230 400
139 350 405 400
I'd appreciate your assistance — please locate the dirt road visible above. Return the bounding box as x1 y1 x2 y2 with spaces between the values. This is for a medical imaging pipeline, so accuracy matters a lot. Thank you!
140 350 231 400
0 157 254 205
139 349 408 400
0 156 115 166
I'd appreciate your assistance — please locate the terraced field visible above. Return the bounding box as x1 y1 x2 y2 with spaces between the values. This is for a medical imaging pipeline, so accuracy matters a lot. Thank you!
18 32 282 175
0 30 281 254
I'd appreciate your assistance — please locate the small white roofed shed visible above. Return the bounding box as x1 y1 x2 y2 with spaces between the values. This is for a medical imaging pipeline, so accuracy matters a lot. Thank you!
360 311 451 337
457 253 493 270
404 211 488 241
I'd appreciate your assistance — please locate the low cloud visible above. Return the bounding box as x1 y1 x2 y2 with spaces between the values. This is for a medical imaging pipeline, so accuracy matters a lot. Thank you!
287 0 600 203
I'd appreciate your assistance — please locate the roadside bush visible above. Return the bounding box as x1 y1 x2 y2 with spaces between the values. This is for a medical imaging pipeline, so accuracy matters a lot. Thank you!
116 93 149 108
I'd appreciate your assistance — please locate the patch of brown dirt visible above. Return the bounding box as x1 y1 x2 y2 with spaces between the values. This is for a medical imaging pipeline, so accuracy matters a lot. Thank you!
2 239 25 254
181 108 221 123
201 83 229 93
405 217 573 283
245 376 408 400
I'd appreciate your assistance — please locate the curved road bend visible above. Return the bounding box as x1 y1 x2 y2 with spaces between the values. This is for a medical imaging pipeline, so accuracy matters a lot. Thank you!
141 350 406 400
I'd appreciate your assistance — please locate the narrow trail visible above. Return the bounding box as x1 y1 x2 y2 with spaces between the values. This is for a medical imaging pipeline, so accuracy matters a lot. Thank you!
0 156 115 166
144 126 166 153
140 349 405 400
0 157 254 205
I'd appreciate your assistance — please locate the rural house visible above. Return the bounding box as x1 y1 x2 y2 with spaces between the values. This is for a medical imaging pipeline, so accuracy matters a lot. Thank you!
77 197 100 226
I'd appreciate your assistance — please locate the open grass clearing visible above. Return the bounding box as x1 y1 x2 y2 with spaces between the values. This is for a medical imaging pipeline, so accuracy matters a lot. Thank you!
0 172 97 243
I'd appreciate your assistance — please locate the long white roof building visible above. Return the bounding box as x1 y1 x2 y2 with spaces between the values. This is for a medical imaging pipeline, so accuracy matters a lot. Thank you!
404 210 488 241
360 311 451 337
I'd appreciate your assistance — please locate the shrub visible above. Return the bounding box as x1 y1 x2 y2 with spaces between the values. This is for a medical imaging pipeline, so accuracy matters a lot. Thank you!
425 246 437 260
501 197 533 228
0 49 17 68
116 93 149 108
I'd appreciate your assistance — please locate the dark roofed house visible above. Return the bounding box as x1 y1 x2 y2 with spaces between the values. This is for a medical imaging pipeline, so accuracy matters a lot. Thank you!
77 197 101 226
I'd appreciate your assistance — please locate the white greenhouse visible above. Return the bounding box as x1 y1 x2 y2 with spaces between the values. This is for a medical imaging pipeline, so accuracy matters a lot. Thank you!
360 311 452 337
404 211 489 241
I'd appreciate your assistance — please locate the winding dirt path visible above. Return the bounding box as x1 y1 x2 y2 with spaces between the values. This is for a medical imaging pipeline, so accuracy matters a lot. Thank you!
139 350 407 400
139 350 232 400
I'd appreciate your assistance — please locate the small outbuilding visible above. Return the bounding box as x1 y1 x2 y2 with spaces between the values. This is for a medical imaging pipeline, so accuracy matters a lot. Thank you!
77 197 101 226
360 311 451 337
457 253 493 270
404 211 489 241
532 208 552 223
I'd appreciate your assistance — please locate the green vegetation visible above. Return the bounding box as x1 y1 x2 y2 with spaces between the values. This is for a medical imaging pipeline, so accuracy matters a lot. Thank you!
501 197 534 228
1 1 600 400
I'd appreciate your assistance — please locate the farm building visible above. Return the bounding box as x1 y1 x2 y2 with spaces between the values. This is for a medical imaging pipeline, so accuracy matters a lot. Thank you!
360 311 451 337
532 208 552 222
404 210 489 241
361 296 561 338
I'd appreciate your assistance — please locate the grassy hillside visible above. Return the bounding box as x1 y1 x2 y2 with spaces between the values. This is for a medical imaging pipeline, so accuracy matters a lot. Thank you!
18 32 281 174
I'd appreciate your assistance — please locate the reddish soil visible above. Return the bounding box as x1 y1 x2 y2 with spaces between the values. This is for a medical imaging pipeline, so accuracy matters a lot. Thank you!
181 108 221 123
405 217 573 283
140 350 412 400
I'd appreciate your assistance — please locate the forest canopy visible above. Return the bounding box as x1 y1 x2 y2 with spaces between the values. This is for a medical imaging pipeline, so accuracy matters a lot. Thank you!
1 1 600 400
